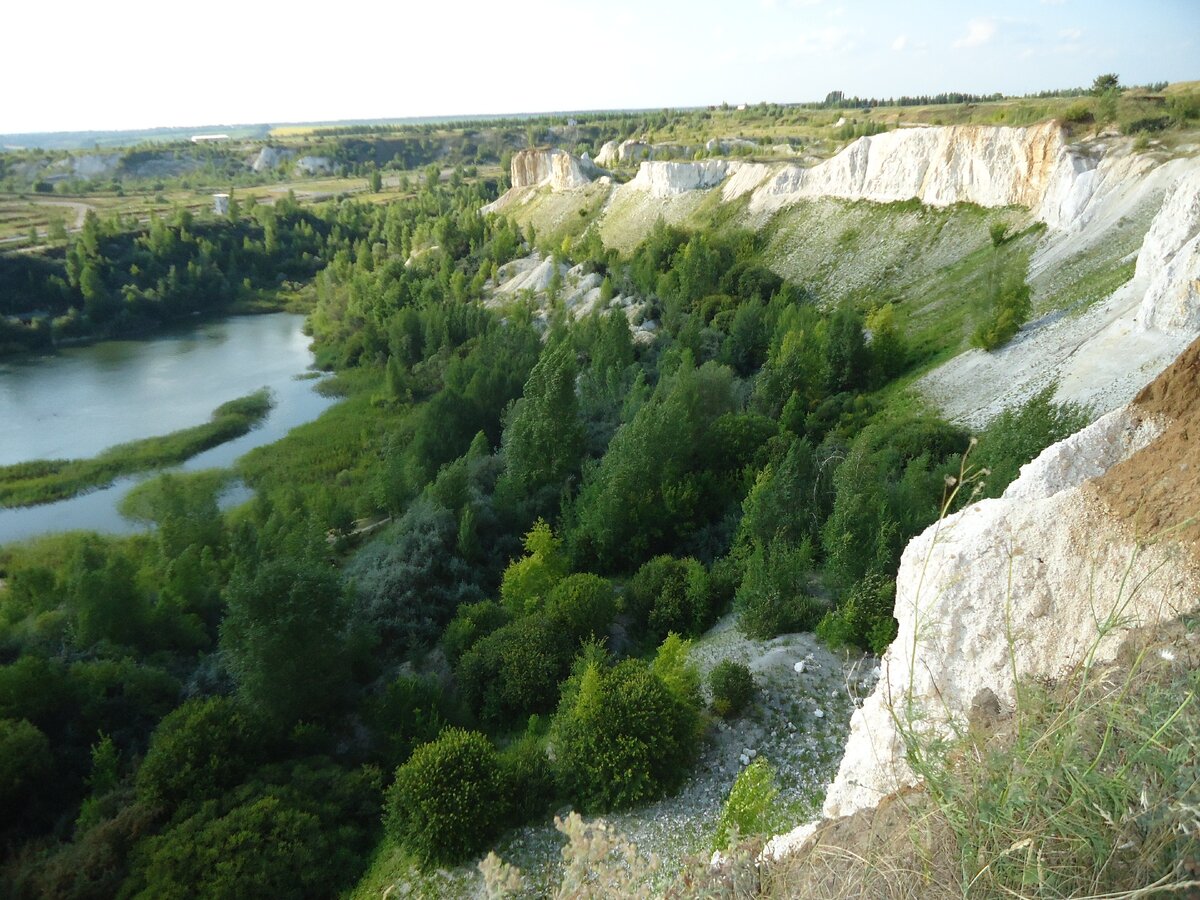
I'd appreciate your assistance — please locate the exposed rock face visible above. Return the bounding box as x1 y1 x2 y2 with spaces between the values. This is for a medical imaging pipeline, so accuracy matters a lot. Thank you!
252 146 294 173
487 253 655 341
626 160 738 198
918 148 1200 426
509 148 605 191
295 156 334 175
705 137 757 155
747 121 1071 217
1135 168 1200 333
767 339 1200 857
63 154 120 179
595 140 620 168
618 140 652 164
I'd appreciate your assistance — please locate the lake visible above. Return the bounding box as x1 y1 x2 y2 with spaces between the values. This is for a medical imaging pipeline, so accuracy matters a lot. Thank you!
0 313 335 543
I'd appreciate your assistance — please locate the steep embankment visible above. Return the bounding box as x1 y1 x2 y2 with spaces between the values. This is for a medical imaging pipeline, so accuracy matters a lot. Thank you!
766 333 1200 859
486 124 1200 425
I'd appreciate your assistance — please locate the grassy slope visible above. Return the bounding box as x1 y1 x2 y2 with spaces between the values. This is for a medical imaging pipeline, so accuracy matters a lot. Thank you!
0 389 273 508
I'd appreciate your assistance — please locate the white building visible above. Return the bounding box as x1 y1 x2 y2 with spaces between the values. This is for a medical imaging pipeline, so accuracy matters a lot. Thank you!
213 193 230 215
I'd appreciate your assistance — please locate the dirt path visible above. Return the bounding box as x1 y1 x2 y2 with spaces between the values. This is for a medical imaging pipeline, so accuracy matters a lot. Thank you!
21 198 96 228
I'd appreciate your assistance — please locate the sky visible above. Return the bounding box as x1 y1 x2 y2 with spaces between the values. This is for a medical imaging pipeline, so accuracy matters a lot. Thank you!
2 0 1197 135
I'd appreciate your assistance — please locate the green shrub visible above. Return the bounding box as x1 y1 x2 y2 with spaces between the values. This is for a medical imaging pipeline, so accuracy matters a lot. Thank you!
499 734 554 826
970 386 1090 500
499 519 567 615
544 573 616 643
816 574 898 654
0 717 50 812
385 728 505 868
552 658 702 812
713 758 785 849
456 617 573 727
441 599 511 664
708 660 756 718
364 674 454 770
135 697 264 810
972 269 1032 351
626 555 712 640
131 759 379 898
735 537 823 639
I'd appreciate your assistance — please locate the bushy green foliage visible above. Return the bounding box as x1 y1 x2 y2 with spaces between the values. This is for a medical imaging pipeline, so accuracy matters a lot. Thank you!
498 734 555 826
552 656 702 813
970 386 1090 500
363 675 455 770
736 536 823 639
348 496 485 657
543 573 617 643
816 573 898 654
456 616 573 727
500 341 584 497
972 266 1032 351
220 555 351 724
441 599 511 664
385 728 506 868
567 360 739 570
625 555 713 641
135 697 265 810
0 717 50 814
130 759 379 898
822 417 966 591
713 758 784 849
708 660 756 718
499 519 568 616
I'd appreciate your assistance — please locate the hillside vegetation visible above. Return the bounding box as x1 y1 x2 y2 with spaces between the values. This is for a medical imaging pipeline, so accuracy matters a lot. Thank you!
0 80 1197 898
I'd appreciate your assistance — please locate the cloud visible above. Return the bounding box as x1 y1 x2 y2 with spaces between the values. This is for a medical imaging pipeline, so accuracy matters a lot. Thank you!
1058 27 1082 40
953 18 996 49
891 34 908 51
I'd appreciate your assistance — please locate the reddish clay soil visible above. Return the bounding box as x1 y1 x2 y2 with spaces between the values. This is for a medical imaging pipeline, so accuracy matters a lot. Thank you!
1091 335 1200 560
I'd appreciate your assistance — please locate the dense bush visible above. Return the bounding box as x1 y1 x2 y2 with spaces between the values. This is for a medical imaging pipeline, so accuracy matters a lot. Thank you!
135 697 265 810
552 657 702 813
970 386 1090 500
544 573 617 643
220 556 351 725
625 555 712 641
708 660 756 718
972 268 1032 351
735 536 823 639
456 617 573 726
385 728 506 867
347 496 484 657
816 573 898 654
441 599 511 664
130 760 378 898
499 735 555 826
363 674 455 770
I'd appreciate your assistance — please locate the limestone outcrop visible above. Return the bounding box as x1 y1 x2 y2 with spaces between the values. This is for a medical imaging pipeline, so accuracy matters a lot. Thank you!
1135 167 1200 333
508 148 605 191
595 140 620 168
252 146 294 173
626 160 739 198
746 121 1072 217
295 156 334 176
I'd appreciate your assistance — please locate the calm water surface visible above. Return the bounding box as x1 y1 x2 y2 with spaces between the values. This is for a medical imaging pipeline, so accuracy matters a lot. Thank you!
0 313 335 543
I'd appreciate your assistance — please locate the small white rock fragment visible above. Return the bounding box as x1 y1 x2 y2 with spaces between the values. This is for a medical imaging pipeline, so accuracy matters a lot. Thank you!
793 661 807 674
813 708 825 719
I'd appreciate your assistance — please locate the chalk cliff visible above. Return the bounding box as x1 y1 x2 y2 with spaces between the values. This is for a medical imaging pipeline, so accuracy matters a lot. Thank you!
509 148 605 191
767 334 1200 857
